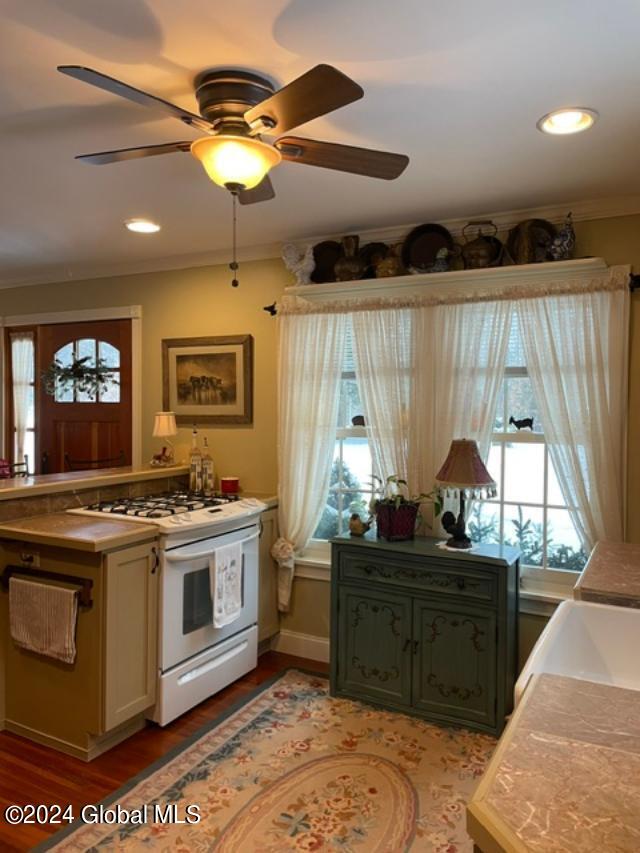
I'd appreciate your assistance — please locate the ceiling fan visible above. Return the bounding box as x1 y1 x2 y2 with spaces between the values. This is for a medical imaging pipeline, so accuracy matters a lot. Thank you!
57 64 410 204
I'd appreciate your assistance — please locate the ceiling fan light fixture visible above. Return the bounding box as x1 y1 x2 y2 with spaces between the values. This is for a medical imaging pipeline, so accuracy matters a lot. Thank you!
190 135 281 190
537 107 598 135
125 218 161 233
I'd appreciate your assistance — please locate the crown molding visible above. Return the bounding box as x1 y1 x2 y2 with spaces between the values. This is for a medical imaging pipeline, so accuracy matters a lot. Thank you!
2 194 639 290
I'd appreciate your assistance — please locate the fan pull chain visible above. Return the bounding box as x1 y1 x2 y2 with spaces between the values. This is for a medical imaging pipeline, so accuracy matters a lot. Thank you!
230 191 239 288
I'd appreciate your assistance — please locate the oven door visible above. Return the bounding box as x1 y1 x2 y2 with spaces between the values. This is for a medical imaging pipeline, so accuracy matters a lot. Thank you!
159 523 259 672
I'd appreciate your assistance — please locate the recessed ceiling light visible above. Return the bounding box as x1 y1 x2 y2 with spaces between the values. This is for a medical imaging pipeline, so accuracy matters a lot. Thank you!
125 218 161 233
537 108 598 135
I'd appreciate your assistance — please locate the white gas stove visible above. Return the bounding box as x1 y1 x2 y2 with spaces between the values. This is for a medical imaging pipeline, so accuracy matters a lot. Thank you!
70 490 267 724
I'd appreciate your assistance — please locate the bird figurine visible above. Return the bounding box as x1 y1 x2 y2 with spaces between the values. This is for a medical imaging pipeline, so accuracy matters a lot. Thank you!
349 513 372 537
282 243 315 285
549 212 575 261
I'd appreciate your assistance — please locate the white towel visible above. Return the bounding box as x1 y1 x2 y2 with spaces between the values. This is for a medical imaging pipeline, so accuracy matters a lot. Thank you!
9 576 79 664
210 541 243 628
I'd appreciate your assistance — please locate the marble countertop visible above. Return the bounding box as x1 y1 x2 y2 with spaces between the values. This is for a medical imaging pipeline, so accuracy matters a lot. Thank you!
574 541 640 607
0 512 160 552
0 464 189 501
467 673 640 852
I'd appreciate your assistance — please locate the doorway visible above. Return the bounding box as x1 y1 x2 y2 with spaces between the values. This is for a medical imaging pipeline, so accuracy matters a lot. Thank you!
6 317 134 474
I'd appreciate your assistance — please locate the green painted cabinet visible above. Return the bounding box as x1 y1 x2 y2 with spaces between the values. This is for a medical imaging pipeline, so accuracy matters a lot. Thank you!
330 535 519 736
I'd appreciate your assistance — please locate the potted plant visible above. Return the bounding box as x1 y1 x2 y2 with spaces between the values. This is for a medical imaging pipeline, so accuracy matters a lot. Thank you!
370 475 440 542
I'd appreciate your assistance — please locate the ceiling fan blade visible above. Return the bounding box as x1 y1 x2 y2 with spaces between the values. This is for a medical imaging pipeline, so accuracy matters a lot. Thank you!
238 175 276 205
275 136 409 180
244 65 363 134
76 141 192 165
58 66 213 132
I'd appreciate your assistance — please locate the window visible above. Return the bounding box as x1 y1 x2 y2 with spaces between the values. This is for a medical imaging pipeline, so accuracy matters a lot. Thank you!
313 329 375 540
53 338 121 403
9 331 36 468
469 314 588 573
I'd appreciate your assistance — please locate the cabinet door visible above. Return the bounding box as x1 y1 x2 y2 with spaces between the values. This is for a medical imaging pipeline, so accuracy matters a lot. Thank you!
258 508 280 642
336 585 412 707
103 541 158 731
412 599 497 729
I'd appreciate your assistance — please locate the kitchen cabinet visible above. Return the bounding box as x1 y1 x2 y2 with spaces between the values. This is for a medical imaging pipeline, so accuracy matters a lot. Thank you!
258 507 279 643
330 534 519 736
0 536 158 760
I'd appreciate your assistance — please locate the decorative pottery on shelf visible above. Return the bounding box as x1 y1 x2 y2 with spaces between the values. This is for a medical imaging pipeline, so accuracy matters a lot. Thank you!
310 240 342 283
359 241 389 278
334 234 366 281
460 220 507 269
375 242 407 277
507 218 557 264
402 223 454 273
548 212 575 261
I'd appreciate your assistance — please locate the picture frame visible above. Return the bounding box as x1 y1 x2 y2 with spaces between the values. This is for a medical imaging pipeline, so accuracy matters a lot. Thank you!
162 335 253 425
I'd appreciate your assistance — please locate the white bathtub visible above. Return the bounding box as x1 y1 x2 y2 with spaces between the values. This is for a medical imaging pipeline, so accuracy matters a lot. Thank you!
515 599 640 705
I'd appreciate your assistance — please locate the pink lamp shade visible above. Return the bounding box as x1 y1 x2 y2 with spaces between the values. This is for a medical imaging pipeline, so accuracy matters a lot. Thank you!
435 439 496 499
152 412 178 438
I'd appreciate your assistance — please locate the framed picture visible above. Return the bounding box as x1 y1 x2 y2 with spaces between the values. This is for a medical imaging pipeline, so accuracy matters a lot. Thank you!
162 335 253 425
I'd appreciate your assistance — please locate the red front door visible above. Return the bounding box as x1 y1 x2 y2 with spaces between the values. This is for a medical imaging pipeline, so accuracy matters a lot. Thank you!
36 319 132 474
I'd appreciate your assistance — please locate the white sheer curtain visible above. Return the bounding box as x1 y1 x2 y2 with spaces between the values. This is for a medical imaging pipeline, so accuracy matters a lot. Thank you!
517 285 629 547
273 312 347 610
351 309 413 482
410 299 511 500
10 333 35 465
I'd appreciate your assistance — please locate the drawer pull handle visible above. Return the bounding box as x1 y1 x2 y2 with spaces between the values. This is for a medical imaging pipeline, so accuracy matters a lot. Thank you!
457 577 466 590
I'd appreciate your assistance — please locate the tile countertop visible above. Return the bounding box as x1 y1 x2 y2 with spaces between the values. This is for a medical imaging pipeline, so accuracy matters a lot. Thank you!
0 464 189 501
0 512 160 552
467 673 640 852
574 541 640 607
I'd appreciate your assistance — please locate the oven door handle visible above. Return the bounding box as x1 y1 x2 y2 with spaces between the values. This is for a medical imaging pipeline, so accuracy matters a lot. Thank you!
164 528 261 563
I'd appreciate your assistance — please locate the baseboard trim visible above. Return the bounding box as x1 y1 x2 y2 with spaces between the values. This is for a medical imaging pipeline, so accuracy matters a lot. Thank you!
271 629 330 663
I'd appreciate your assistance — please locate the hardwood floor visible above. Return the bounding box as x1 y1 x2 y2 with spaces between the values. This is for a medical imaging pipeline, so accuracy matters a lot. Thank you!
0 652 329 852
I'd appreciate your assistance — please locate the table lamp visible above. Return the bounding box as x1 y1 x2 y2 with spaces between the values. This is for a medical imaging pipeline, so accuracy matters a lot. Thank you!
151 411 178 466
435 439 496 549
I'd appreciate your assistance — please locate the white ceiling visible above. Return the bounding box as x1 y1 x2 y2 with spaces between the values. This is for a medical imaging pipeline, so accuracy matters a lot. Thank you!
2 0 640 286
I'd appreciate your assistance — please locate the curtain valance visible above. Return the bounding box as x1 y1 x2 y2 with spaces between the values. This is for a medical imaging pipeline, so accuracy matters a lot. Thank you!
279 260 629 315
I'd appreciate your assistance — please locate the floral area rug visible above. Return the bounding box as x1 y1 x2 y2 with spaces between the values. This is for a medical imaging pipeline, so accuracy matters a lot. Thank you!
42 670 495 852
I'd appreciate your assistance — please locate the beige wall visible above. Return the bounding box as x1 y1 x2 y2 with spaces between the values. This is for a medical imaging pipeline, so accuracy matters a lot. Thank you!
0 259 291 494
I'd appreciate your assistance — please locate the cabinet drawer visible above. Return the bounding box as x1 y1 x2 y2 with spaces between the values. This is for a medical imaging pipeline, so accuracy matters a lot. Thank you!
339 551 497 604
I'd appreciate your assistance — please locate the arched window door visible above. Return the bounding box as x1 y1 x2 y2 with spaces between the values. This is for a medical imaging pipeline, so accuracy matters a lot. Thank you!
53 338 121 403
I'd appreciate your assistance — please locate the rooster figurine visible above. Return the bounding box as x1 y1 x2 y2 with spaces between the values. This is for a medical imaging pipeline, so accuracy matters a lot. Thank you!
549 212 575 261
282 243 315 285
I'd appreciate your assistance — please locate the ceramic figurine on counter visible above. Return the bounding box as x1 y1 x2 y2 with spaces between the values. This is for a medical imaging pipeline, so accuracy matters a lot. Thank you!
282 242 315 285
349 513 372 536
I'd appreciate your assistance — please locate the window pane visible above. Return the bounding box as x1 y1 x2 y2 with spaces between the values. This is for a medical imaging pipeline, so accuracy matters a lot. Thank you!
547 508 587 571
503 442 544 504
506 377 543 434
98 371 120 403
503 504 544 566
99 340 120 368
55 379 74 403
76 387 97 403
54 342 73 367
15 431 34 470
76 338 96 367
487 443 502 493
341 437 372 490
494 381 506 431
547 454 567 506
25 387 35 429
337 377 364 428
468 502 500 544
506 313 526 367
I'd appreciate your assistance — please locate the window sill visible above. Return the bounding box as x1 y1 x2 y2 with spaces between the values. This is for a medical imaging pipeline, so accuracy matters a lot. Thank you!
296 545 573 617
